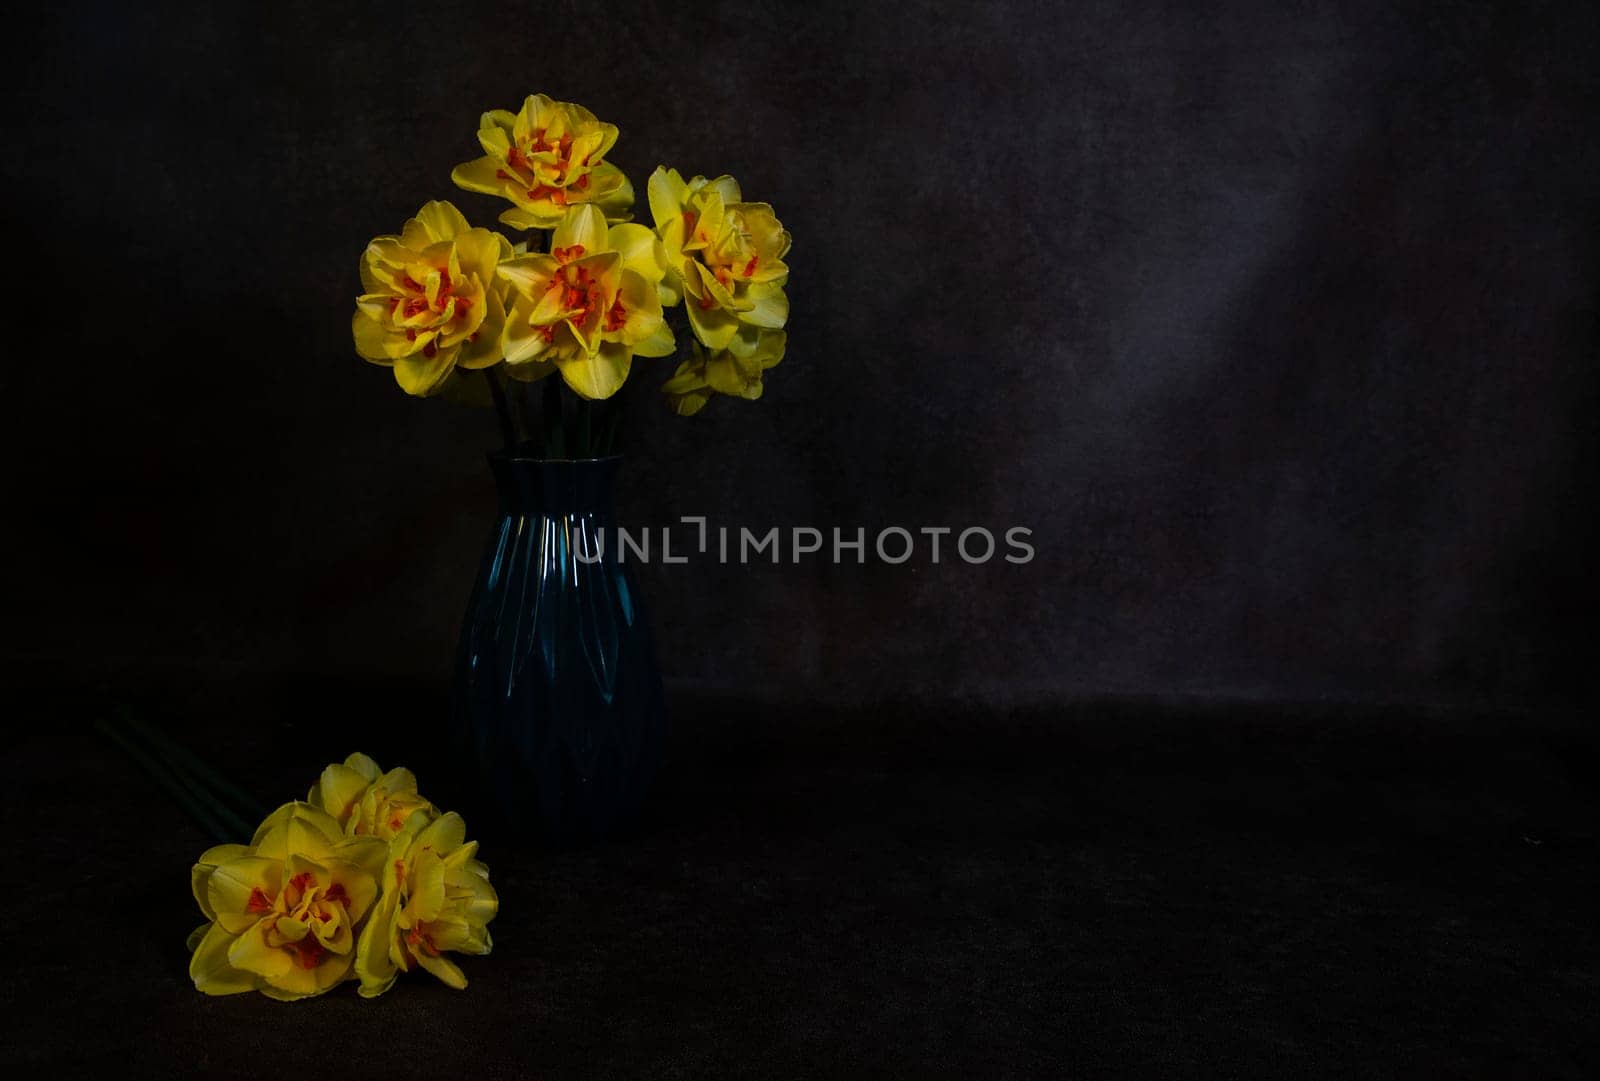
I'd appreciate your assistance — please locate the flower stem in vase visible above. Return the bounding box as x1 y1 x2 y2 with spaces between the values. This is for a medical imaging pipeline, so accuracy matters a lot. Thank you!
596 399 620 456
543 375 564 458
484 369 517 449
576 396 592 457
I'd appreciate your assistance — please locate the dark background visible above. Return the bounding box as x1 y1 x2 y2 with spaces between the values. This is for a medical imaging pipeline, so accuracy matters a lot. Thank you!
5 1 1597 709
5 3 1600 1076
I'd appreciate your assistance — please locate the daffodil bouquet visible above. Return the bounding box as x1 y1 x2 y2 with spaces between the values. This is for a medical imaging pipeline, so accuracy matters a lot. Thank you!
352 94 792 454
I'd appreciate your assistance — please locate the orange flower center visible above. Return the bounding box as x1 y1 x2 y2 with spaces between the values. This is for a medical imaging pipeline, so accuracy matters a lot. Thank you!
496 129 595 203
293 938 326 970
405 926 440 958
545 263 605 328
605 295 628 333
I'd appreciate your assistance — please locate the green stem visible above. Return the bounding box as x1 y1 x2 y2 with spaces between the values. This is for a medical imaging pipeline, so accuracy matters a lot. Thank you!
599 401 622 456
121 711 267 823
576 397 592 458
485 369 517 449
95 719 254 844
508 381 531 446
543 376 564 458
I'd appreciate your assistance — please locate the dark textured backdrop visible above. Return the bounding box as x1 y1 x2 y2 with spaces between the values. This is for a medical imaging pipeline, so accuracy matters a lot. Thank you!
5 0 1595 711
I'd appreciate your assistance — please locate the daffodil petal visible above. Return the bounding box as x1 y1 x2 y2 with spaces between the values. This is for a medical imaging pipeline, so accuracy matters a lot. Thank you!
227 923 293 979
414 200 471 244
686 299 739 350
740 283 789 329
207 857 281 934
416 811 467 856
457 289 505 369
353 312 393 363
190 923 256 996
634 320 676 358
415 949 468 990
393 350 457 397
555 343 631 400
647 166 688 230
553 205 608 255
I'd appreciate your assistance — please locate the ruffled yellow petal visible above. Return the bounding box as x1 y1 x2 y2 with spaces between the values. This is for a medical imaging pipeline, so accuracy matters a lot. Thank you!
409 851 449 922
344 753 382 782
477 110 515 155
647 166 688 230
555 342 631 400
588 163 635 221
227 922 294 980
451 155 507 196
553 204 609 257
353 311 393 363
502 296 550 366
325 859 381 924
740 282 789 329
207 857 281 934
452 226 505 280
402 200 471 248
311 763 372 824
457 288 505 369
415 949 468 990
190 923 257 996
606 269 663 347
667 386 712 416
702 175 742 205
661 358 708 396
499 205 563 231
256 951 353 1001
250 801 345 864
496 252 557 295
705 349 768 400
416 811 467 856
634 319 676 358
686 298 739 350
393 348 459 397
191 844 251 921
608 223 668 284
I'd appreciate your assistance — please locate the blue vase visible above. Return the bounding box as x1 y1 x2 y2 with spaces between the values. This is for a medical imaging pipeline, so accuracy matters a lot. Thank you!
451 452 666 843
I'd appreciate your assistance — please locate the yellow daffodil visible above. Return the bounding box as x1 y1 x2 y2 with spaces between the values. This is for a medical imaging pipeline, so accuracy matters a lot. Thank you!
354 812 498 997
496 204 675 399
647 167 790 351
452 94 635 230
188 802 387 1001
352 200 513 397
662 328 787 416
307 752 436 841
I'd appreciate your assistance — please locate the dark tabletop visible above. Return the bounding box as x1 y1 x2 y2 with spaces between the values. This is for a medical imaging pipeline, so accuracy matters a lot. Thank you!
4 681 1596 1079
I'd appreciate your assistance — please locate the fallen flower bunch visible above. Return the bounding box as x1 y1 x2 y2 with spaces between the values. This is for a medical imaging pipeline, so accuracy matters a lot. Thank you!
187 754 497 1001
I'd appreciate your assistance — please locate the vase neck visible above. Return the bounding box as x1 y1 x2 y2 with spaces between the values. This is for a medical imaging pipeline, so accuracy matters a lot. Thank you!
489 455 620 517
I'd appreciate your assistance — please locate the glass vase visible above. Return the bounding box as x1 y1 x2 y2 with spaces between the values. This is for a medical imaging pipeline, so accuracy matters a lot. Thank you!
451 452 666 843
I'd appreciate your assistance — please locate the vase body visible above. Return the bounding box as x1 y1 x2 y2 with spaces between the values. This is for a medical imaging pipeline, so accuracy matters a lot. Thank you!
451 453 666 843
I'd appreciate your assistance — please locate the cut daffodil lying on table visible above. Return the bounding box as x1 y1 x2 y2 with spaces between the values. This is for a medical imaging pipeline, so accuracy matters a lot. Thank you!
187 754 498 1001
